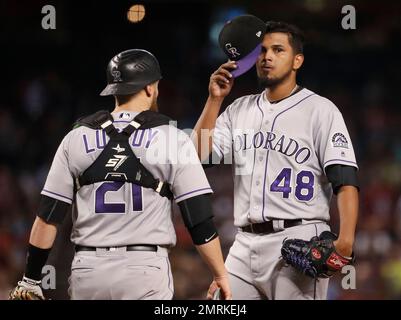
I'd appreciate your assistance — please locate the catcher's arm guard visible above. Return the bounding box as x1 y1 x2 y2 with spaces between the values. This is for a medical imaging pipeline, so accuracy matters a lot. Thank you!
9 276 45 300
281 231 354 278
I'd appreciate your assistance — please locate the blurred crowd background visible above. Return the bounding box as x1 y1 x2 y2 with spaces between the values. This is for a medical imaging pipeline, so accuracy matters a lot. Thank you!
1 0 401 300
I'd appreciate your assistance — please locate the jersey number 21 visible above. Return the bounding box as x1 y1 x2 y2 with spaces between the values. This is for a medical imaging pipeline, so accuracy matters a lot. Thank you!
95 181 143 214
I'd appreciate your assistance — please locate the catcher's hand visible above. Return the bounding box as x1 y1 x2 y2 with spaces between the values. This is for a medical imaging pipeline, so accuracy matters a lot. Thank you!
281 231 354 278
9 276 45 300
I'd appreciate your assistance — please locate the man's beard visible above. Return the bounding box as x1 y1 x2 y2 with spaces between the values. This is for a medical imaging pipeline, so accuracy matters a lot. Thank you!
150 95 158 112
258 68 292 88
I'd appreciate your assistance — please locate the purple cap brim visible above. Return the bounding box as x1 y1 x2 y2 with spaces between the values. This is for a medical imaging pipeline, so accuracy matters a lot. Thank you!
231 43 262 78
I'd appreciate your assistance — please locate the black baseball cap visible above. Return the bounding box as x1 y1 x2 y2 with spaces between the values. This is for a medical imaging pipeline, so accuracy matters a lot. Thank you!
100 49 162 96
218 15 266 77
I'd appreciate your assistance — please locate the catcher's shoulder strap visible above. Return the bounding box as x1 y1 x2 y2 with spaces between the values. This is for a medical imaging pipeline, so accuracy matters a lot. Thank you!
74 110 173 200
73 110 173 131
73 110 113 130
133 110 173 130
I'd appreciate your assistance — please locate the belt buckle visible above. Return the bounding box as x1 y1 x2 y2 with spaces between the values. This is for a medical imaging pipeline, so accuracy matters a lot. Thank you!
108 247 118 252
272 220 285 232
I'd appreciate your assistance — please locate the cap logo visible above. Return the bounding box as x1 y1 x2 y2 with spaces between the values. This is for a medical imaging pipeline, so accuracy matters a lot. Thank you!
111 69 122 82
256 31 262 37
225 43 240 58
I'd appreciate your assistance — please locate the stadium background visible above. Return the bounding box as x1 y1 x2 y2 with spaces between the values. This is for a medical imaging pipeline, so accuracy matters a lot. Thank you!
1 0 401 300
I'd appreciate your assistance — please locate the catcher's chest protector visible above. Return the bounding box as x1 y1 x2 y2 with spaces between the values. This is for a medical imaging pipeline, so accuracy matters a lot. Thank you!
73 110 173 199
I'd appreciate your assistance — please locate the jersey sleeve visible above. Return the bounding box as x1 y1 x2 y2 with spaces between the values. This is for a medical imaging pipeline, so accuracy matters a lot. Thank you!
41 133 74 204
172 131 213 203
212 107 233 162
315 101 358 171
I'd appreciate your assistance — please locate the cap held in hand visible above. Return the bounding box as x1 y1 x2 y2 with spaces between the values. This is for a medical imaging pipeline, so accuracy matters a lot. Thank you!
218 14 266 77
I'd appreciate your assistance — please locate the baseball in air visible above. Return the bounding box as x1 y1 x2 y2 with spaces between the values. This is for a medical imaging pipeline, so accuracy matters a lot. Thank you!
127 4 145 23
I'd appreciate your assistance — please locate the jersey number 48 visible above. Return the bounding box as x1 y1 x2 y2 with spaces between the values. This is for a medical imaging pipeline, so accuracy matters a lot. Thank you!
270 168 314 201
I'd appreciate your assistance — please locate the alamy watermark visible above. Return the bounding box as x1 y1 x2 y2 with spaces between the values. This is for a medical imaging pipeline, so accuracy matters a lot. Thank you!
41 5 356 32
341 265 356 290
41 264 56 289
341 5 356 30
41 5 56 30
83 124 312 176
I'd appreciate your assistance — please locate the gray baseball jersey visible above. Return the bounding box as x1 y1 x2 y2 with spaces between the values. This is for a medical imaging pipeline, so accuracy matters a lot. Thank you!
41 111 212 247
213 87 357 227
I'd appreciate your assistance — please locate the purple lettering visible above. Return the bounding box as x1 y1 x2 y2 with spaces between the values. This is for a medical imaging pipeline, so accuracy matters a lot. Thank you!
83 134 95 153
145 129 158 149
273 135 285 152
283 138 299 156
253 132 264 149
295 147 311 164
96 130 107 149
132 130 145 147
243 133 252 150
263 132 276 150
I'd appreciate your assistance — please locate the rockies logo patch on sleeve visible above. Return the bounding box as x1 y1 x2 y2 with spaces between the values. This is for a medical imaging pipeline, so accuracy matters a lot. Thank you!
331 133 348 148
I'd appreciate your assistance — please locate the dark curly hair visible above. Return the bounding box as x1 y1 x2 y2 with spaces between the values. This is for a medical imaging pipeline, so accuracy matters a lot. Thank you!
265 21 305 54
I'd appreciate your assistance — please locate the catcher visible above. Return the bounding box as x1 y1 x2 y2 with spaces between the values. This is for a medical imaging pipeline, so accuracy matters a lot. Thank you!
9 49 232 300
